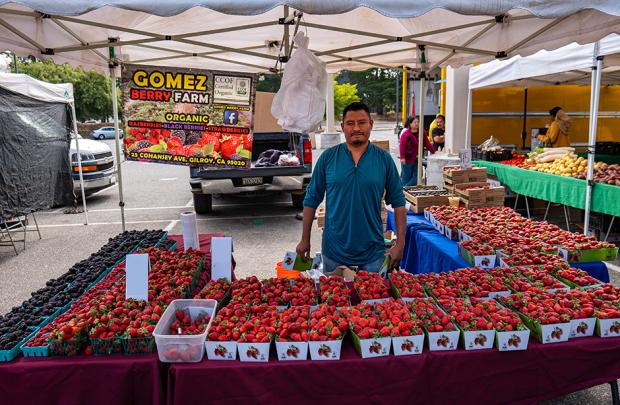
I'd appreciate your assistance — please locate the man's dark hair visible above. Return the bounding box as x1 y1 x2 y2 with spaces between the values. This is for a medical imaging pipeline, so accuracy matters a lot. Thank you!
436 114 445 121
342 102 371 121
549 106 562 118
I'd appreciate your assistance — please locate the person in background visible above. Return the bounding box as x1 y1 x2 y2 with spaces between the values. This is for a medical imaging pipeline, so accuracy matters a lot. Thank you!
538 106 571 147
431 114 445 150
399 115 436 186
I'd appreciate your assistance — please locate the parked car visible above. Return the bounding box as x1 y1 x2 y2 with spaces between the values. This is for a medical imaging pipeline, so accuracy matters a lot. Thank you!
70 134 117 194
91 126 124 140
189 132 312 214
83 119 99 124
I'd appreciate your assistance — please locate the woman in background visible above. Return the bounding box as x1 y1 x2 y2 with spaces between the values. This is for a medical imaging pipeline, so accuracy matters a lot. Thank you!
538 106 571 147
399 116 435 186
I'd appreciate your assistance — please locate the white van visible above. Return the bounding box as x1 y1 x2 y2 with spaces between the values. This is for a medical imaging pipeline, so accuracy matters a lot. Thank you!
70 134 116 193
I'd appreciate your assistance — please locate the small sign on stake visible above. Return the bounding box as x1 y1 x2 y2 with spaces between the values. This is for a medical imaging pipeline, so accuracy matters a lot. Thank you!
125 253 150 301
211 237 233 281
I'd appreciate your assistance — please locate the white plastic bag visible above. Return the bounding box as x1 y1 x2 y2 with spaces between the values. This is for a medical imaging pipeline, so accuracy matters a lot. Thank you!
271 32 327 134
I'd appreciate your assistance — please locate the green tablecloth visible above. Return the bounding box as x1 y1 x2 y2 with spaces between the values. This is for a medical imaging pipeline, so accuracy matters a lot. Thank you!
576 153 620 165
473 161 620 217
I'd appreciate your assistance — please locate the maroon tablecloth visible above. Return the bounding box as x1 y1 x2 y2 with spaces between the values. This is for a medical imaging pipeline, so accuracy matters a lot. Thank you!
0 233 224 405
167 336 620 405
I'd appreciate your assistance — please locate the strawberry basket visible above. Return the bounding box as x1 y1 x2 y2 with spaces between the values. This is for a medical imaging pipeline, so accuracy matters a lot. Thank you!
122 336 155 354
91 336 123 355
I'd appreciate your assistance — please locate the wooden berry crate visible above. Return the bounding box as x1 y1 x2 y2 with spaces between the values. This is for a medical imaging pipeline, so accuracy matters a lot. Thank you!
405 193 450 213
443 166 487 185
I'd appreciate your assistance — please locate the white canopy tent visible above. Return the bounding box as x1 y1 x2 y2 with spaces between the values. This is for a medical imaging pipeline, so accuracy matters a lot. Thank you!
1 1 620 228
468 33 620 235
0 72 88 222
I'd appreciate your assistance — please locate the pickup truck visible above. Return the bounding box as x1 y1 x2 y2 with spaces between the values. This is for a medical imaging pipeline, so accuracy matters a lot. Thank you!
189 132 312 214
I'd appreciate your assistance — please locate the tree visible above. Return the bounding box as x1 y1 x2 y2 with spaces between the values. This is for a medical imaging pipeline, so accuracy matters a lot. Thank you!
333 81 360 119
12 59 117 122
336 68 400 115
256 73 281 93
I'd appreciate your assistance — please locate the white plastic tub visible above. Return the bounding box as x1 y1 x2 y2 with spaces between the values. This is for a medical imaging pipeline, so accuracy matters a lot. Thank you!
153 299 217 363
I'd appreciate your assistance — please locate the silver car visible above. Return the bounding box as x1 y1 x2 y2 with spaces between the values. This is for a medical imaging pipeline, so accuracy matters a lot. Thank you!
91 126 124 140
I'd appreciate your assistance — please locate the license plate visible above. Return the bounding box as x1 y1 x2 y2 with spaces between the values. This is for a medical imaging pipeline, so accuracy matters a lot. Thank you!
242 177 263 186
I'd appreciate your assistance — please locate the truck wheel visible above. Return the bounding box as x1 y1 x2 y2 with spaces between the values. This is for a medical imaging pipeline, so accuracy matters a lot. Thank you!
291 192 305 209
193 193 212 214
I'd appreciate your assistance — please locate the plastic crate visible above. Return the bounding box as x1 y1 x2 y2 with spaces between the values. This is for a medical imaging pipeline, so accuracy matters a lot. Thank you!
21 344 49 357
0 330 37 362
153 299 217 363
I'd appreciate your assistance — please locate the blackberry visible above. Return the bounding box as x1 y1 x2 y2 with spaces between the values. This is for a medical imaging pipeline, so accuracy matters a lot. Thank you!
185 131 201 145
129 140 152 151
171 130 186 144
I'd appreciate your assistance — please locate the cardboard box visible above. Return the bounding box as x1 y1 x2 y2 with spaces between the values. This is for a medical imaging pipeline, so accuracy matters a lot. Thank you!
596 318 620 338
444 226 459 241
275 341 308 361
351 333 392 359
558 247 618 263
316 207 326 228
569 317 596 338
458 244 496 269
443 166 487 184
238 341 272 362
495 329 530 351
205 341 237 361
406 194 450 213
309 339 343 360
515 310 571 344
392 334 425 355
426 328 460 351
461 329 495 350
371 140 390 151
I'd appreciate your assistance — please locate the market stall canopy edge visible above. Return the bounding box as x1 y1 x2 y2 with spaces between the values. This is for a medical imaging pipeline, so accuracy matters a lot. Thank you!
1 1 620 73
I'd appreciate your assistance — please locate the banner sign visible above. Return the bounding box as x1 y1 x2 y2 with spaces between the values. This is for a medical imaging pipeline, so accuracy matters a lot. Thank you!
121 64 256 168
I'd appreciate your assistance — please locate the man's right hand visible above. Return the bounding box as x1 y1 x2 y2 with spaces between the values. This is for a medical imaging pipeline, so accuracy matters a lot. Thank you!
296 238 311 262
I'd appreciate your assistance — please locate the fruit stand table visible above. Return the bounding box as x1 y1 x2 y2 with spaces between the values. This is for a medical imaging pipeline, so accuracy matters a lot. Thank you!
167 337 620 405
473 161 620 218
385 211 610 282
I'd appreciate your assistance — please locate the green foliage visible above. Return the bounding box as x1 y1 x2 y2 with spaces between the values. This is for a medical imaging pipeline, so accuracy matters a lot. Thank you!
13 60 118 121
334 81 360 120
256 73 281 93
336 68 400 114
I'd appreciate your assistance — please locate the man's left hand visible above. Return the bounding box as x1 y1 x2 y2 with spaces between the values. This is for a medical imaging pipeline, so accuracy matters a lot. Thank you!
386 243 404 270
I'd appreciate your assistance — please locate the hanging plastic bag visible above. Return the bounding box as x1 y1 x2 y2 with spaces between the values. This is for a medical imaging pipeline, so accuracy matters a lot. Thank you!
271 32 327 134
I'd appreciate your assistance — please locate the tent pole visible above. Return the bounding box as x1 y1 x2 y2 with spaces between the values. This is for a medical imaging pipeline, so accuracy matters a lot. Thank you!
401 66 407 127
417 73 425 185
521 88 528 150
465 89 472 149
70 102 88 225
109 45 126 232
584 54 603 236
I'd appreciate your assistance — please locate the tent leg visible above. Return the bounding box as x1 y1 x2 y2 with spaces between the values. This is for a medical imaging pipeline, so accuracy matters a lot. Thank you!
513 194 519 211
584 54 603 236
524 196 530 219
603 216 615 242
465 89 472 149
0 221 18 255
31 213 41 239
417 72 425 185
109 45 126 232
543 201 551 221
70 103 88 225
563 205 571 232
610 380 620 405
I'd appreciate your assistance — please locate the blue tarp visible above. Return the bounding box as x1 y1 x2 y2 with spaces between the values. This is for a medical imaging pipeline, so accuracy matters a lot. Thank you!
386 211 610 282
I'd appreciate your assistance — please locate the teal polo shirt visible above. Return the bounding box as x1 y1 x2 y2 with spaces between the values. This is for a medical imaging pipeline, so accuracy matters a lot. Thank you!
304 142 406 265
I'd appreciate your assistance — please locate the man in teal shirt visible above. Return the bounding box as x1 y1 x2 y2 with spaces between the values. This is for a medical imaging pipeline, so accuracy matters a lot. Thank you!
297 102 407 273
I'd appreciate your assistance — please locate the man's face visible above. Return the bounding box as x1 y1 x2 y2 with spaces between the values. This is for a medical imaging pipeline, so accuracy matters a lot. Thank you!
436 117 445 129
341 109 373 146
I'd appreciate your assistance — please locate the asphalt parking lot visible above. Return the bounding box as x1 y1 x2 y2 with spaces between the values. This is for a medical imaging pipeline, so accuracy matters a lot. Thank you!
0 122 618 403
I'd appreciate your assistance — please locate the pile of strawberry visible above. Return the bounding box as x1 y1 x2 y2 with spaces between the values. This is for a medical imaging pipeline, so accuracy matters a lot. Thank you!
309 304 348 341
518 266 567 290
375 299 423 336
40 248 204 355
344 302 392 339
318 275 350 307
552 267 601 287
194 278 231 301
169 308 211 335
409 299 456 332
275 306 310 342
390 271 425 298
417 273 462 299
230 276 262 305
488 267 558 293
460 239 495 256
262 277 291 306
437 298 494 331
475 299 526 332
554 290 596 320
585 285 620 319
238 305 277 343
285 278 317 306
207 304 250 342
501 290 573 324
354 271 389 300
